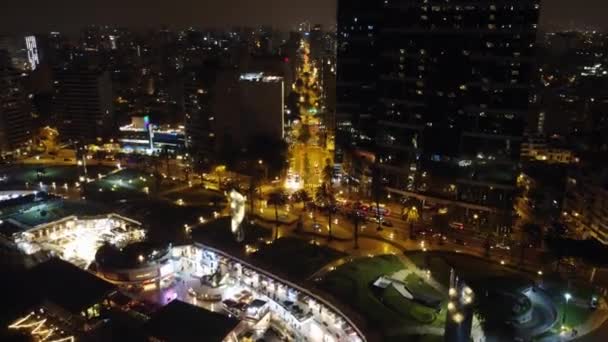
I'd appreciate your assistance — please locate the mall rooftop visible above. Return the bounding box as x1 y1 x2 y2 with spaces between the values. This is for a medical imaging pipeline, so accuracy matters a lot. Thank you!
0 193 103 237
28 258 116 315
144 300 241 342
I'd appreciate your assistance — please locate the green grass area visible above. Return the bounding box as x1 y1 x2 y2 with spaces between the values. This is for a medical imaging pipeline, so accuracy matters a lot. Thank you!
163 187 225 206
561 303 593 328
406 251 529 289
0 165 112 186
252 237 345 281
84 169 157 201
540 302 595 340
403 273 444 299
382 285 438 323
320 255 445 339
541 277 597 331
406 251 598 337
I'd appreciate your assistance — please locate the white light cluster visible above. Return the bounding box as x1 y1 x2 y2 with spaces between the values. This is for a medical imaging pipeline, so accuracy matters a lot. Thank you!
19 216 145 268
25 36 40 71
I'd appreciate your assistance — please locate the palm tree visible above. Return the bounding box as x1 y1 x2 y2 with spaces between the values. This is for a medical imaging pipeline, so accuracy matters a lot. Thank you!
371 160 384 231
351 206 362 249
267 190 287 241
404 206 420 240
293 189 311 232
293 189 311 209
315 184 336 241
322 158 333 186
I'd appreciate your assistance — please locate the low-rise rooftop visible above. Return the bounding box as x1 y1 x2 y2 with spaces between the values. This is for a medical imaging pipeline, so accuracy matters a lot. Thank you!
144 300 240 342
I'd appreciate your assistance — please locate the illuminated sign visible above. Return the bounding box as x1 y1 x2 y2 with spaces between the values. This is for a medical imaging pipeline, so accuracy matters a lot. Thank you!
25 36 40 71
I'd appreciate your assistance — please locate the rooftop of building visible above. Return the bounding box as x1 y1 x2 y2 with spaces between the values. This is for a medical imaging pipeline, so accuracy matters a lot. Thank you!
144 300 240 342
28 258 116 314
0 195 105 236
95 241 171 269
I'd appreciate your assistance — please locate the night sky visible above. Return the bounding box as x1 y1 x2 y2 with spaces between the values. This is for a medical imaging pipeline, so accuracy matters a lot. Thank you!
0 0 606 34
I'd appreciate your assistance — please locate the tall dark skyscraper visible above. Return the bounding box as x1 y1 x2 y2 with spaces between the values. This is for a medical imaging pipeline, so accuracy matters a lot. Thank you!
0 51 33 153
337 0 541 231
53 67 114 142
336 0 379 154
184 69 216 167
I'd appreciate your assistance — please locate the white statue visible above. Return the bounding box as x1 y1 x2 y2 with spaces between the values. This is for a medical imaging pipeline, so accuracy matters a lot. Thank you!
229 189 246 242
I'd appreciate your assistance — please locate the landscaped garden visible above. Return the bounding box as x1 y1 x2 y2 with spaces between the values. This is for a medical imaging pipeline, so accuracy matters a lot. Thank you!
163 187 225 207
0 164 112 187
406 251 597 340
319 254 446 340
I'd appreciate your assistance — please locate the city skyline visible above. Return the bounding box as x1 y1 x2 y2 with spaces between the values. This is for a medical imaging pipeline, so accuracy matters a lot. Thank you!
1 0 607 34
2 1 608 341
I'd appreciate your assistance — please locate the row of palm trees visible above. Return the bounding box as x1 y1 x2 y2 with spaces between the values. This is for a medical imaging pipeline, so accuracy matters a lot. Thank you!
264 183 367 249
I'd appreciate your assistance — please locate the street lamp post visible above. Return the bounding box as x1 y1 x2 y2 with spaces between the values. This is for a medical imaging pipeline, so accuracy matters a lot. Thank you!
563 292 572 326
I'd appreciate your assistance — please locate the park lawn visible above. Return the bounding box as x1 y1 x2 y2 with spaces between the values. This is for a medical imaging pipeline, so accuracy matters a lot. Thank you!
544 302 594 336
542 278 597 329
0 164 112 186
382 285 438 323
562 304 593 328
403 273 444 300
406 251 529 288
164 187 225 206
546 290 595 329
84 169 160 201
321 255 445 333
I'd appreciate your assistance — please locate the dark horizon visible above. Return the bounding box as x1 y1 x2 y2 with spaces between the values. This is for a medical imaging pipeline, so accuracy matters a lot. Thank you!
1 0 607 35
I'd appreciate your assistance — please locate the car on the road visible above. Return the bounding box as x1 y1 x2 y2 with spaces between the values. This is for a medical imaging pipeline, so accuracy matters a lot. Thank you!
417 228 433 236
367 216 381 223
493 243 511 250
454 238 468 246
381 220 393 227
312 222 323 232
432 233 447 241
449 222 465 230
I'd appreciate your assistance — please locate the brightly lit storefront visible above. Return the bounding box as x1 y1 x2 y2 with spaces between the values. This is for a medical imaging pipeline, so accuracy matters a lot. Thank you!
171 244 365 342
15 214 145 268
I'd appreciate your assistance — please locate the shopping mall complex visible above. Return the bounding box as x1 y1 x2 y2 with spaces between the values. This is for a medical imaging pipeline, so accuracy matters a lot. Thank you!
0 190 365 342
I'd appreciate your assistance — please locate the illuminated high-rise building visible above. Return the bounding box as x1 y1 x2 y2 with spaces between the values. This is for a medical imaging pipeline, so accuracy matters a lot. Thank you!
24 36 40 71
337 0 541 231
